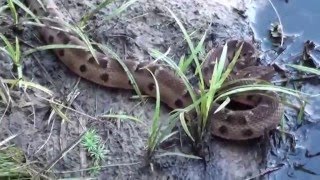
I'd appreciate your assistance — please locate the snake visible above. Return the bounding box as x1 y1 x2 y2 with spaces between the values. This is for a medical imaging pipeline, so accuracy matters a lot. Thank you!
24 0 283 140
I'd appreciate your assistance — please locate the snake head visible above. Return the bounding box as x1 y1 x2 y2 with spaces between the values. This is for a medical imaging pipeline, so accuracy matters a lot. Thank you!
203 40 258 86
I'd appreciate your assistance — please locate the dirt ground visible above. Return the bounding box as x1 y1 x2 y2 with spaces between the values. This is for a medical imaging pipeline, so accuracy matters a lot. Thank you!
0 0 278 179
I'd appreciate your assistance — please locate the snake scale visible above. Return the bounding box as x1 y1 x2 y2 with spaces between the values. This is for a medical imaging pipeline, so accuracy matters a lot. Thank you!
24 0 283 140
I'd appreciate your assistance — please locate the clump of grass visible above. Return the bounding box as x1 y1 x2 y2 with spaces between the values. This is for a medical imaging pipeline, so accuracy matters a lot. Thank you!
1 0 45 91
146 7 233 147
81 129 109 175
0 147 31 179
0 135 32 179
145 7 313 156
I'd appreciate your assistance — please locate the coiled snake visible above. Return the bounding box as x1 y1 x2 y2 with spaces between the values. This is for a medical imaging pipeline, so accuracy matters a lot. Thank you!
24 0 283 140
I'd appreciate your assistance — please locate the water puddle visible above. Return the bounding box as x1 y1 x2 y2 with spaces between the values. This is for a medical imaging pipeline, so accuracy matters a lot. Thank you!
249 0 320 179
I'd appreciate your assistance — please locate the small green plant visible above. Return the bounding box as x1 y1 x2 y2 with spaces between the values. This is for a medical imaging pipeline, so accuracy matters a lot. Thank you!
0 34 22 87
0 135 33 179
146 7 231 146
81 129 108 175
0 147 32 179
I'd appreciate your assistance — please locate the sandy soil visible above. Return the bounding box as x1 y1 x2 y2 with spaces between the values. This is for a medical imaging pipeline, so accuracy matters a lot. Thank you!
0 0 274 179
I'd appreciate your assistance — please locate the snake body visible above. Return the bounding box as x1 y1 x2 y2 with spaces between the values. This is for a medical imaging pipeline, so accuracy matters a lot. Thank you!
25 0 283 140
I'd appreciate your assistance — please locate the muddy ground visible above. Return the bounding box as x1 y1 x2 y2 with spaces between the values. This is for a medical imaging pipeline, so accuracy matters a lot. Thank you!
0 0 299 179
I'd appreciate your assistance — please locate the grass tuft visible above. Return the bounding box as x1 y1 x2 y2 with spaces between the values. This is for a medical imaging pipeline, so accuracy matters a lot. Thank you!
0 147 32 179
81 129 109 175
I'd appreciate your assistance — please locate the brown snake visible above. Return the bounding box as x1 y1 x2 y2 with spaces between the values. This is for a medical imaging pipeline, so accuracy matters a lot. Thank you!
25 0 283 140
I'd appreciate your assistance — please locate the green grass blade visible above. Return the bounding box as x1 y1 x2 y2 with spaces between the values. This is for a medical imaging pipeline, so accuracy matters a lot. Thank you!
155 152 202 159
286 64 320 76
14 36 20 63
159 113 179 136
67 24 98 63
2 79 54 96
159 131 178 144
22 20 65 32
12 0 40 23
165 7 205 89
0 5 9 14
0 134 19 147
96 43 143 100
7 0 18 24
219 43 243 84
213 84 305 104
205 43 228 115
150 49 200 114
297 101 306 124
0 34 15 62
180 30 207 73
179 111 194 142
51 104 71 122
213 97 230 114
14 36 22 86
146 68 161 152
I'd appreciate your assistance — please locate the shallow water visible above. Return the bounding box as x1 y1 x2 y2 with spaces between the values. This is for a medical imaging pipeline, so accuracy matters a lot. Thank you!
249 0 320 179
